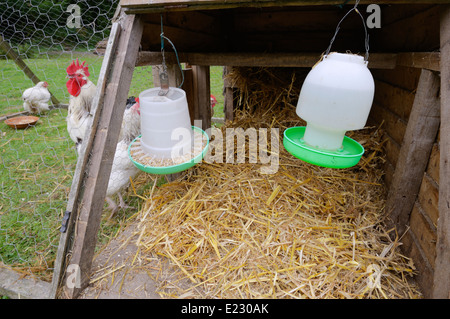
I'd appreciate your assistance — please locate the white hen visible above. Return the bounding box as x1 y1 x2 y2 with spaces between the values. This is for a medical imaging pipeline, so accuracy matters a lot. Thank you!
105 97 141 217
22 81 51 114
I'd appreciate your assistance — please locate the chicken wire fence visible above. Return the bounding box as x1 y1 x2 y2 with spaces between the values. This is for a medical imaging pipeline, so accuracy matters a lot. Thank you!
0 0 155 284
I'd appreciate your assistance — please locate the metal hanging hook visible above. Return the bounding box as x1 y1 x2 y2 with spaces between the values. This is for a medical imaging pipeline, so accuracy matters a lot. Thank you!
158 14 185 96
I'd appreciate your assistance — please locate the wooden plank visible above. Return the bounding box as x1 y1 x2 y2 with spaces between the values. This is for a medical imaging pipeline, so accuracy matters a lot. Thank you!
383 160 395 189
401 228 435 298
0 104 68 121
120 0 450 13
373 79 416 122
370 103 407 146
137 51 440 69
433 5 450 299
50 21 122 299
372 66 421 94
371 6 440 52
397 52 440 71
385 69 440 237
383 134 401 168
223 66 235 122
142 11 220 38
62 12 143 299
182 67 196 126
410 202 438 268
192 65 211 130
137 51 399 69
418 173 440 227
152 63 183 87
426 143 440 184
0 34 60 106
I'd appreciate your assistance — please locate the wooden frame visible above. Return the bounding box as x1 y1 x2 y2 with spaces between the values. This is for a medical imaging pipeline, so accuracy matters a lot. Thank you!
385 69 440 236
51 11 144 299
120 0 450 14
136 51 440 70
50 22 122 298
48 1 449 299
433 5 450 299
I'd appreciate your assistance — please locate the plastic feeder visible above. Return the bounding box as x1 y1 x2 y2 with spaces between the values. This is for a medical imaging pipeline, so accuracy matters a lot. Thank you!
283 127 364 169
296 52 375 152
128 126 209 175
139 87 193 159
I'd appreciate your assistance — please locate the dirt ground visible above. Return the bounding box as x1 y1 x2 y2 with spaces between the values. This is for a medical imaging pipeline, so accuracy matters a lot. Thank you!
77 221 201 299
77 224 160 299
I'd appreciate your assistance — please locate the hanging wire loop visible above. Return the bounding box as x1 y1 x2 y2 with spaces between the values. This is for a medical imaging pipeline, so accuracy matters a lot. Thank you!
324 0 370 62
159 14 185 90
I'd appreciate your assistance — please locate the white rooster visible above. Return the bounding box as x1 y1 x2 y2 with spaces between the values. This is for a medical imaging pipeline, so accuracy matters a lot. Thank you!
65 60 142 218
65 59 97 154
105 97 141 218
22 81 51 114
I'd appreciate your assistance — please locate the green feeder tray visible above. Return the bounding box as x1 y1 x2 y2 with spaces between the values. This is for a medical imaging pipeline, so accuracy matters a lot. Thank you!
128 126 209 175
283 126 364 169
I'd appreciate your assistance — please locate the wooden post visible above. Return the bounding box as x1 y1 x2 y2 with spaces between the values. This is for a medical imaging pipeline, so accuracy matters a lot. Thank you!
61 12 143 299
0 34 60 106
385 69 440 236
49 22 122 299
182 67 196 126
223 66 235 122
192 65 211 131
152 63 183 87
433 5 450 299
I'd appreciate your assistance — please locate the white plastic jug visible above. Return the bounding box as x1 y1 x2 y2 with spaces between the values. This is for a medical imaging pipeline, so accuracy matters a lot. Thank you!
296 52 375 151
139 87 193 159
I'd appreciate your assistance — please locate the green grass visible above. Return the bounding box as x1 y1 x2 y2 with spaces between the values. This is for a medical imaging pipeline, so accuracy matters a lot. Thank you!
0 52 225 278
210 66 225 118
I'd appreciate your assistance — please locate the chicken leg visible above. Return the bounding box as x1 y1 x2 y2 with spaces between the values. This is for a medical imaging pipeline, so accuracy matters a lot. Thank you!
106 193 133 220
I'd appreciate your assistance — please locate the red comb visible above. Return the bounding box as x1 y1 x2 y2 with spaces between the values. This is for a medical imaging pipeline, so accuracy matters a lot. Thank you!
66 58 90 77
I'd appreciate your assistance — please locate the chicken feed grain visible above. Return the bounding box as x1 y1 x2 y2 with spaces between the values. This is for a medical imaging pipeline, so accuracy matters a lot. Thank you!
130 129 207 168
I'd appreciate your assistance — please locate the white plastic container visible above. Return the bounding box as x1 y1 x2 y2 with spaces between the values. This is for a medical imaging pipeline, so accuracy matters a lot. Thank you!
296 52 375 151
139 87 193 159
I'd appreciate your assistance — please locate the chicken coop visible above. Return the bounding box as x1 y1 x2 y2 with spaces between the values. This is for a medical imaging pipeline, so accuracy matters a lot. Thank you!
1 0 449 300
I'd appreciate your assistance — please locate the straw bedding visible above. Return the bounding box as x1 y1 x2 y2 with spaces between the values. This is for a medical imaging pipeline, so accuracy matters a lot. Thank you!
130 67 421 299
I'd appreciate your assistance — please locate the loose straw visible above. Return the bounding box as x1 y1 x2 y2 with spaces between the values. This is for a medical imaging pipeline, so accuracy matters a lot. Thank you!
128 67 421 299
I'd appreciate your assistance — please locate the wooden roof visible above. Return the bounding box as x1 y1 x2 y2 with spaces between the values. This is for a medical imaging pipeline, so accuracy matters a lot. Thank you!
118 1 441 55
120 0 450 13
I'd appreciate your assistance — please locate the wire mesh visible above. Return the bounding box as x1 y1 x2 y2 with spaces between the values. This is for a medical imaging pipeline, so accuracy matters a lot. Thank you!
0 0 120 281
0 1 225 294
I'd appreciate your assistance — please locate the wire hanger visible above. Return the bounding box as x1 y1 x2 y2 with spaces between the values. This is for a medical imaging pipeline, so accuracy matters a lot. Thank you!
158 14 184 96
324 0 370 62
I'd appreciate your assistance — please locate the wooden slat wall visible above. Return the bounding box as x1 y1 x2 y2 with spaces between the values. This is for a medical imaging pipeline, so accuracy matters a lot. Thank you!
369 66 440 298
